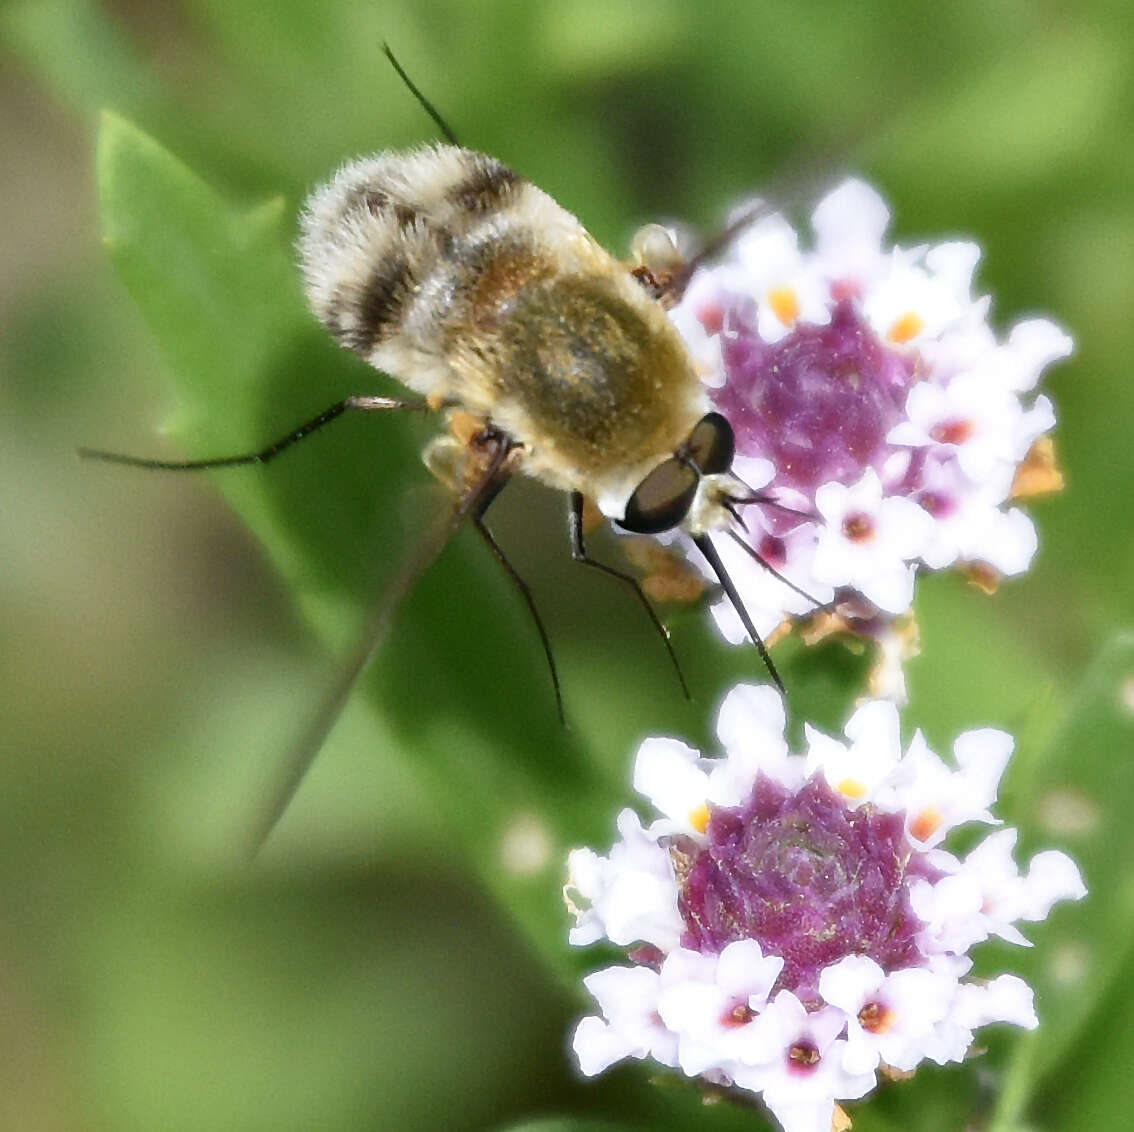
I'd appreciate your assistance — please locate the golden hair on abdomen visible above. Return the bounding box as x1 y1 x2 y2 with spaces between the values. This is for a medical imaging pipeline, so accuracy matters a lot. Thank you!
298 142 706 510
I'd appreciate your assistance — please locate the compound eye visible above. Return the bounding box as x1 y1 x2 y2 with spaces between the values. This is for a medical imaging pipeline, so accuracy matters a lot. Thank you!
686 412 735 475
617 458 699 534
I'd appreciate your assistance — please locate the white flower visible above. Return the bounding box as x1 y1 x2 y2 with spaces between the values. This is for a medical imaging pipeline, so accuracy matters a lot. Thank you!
804 698 903 806
573 966 678 1075
1001 319 1074 393
861 242 980 347
818 955 956 1074
918 976 1038 1067
811 470 933 613
914 455 1039 572
731 212 832 343
565 808 683 950
889 727 1014 849
957 828 1087 946
811 178 890 282
707 521 829 644
631 682 806 840
633 736 715 837
666 177 1069 652
889 374 1049 488
731 992 876 1132
567 686 1085 1132
710 681 806 798
656 942 784 1075
670 270 727 387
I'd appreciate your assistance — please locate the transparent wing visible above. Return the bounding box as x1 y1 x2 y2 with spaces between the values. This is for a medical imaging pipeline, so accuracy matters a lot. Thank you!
244 437 511 856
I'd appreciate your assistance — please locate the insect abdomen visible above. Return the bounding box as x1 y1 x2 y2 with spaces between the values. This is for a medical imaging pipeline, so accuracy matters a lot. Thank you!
298 144 552 396
298 143 705 513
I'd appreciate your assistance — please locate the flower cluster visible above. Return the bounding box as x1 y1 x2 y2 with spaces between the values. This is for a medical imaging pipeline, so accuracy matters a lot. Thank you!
566 685 1085 1132
669 181 1071 649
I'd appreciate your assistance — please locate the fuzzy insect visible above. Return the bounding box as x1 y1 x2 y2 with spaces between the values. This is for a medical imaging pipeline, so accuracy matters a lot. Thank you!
82 49 813 846
294 138 786 659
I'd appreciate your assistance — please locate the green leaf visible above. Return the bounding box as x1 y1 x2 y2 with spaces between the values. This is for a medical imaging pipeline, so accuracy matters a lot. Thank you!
79 864 578 1132
880 26 1126 188
496 1121 637 1132
990 632 1134 1126
1022 965 1134 1132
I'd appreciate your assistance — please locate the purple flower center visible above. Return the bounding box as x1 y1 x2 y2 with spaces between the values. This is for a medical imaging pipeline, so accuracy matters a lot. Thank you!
842 512 874 542
916 490 955 518
787 1041 821 1076
673 774 926 1007
712 298 917 502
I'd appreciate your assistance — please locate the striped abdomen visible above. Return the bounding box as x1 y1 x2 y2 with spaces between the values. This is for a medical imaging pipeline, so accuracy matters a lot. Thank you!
297 144 582 404
298 144 707 506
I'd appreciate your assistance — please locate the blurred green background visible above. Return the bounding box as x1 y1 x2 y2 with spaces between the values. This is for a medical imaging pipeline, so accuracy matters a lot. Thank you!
2 1 1131 1130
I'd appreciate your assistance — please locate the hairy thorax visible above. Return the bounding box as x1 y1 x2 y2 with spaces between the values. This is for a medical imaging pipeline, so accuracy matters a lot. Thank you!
298 144 707 513
457 270 706 507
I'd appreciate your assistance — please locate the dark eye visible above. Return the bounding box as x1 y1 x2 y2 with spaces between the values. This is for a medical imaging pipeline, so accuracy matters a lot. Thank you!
617 458 699 534
685 411 735 475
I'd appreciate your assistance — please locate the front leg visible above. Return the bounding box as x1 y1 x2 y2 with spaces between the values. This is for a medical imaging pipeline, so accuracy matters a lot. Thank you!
568 492 690 700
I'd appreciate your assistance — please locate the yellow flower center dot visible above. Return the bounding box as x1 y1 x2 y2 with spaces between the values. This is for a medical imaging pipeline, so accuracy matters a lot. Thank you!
836 778 868 799
910 806 943 842
888 311 925 343
768 286 800 325
689 803 711 834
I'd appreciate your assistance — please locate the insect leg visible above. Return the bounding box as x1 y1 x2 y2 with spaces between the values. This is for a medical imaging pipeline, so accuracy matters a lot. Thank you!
471 492 565 726
246 432 512 857
658 144 860 303
724 527 833 613
568 491 691 701
381 43 460 146
662 199 778 301
691 533 785 693
78 394 429 471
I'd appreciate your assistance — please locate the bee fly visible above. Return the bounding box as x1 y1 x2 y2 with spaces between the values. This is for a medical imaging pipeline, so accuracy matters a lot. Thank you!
295 138 790 667
82 48 815 845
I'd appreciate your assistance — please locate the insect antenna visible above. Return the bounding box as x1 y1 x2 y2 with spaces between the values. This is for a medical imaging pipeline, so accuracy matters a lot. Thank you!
691 533 785 694
78 395 429 471
246 431 513 856
381 42 460 146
